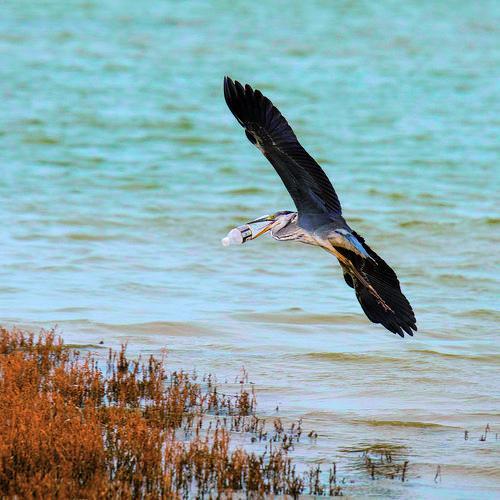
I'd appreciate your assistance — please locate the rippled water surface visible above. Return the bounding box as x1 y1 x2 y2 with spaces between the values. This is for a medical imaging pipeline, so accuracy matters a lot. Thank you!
1 1 499 496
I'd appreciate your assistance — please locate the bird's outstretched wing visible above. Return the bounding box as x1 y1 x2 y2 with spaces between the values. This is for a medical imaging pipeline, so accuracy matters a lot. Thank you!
335 231 417 337
224 77 342 216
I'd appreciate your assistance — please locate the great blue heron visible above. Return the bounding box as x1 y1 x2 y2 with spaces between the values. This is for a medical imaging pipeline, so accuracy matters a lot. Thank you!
223 77 417 338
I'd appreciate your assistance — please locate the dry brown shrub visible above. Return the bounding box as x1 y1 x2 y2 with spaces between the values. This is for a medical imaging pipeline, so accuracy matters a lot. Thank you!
0 327 341 498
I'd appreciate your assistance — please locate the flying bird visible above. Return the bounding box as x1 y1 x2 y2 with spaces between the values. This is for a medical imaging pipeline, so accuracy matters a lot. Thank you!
223 77 417 337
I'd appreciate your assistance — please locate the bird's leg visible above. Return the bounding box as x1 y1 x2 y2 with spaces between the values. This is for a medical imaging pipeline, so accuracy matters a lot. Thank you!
324 246 394 313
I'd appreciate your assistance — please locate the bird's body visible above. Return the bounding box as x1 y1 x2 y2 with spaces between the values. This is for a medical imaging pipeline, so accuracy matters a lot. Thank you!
271 214 370 260
224 77 417 337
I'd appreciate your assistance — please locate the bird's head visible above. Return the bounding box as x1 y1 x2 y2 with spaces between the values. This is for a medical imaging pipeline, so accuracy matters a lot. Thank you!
246 211 296 238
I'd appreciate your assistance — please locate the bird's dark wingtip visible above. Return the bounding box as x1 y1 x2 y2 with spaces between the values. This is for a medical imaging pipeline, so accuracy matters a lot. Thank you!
223 76 241 124
398 322 417 338
391 324 415 339
223 76 232 102
223 76 262 128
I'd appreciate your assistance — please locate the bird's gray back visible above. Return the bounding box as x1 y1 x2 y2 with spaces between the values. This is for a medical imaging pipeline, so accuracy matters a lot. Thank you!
298 212 348 233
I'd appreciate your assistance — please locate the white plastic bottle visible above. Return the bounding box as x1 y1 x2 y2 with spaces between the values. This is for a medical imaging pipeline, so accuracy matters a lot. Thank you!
221 218 271 246
221 225 253 246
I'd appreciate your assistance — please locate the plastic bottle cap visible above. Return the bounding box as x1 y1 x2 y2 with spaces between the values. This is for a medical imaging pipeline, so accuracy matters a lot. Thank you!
221 237 230 247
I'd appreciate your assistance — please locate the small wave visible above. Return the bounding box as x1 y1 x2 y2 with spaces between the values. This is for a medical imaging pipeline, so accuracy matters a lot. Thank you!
102 62 130 72
66 233 120 241
411 349 500 363
0 286 22 293
64 343 105 349
350 419 453 429
23 134 59 145
224 187 265 195
366 188 407 200
52 307 90 313
233 312 363 325
339 443 407 454
297 352 402 364
398 219 433 228
171 135 211 145
485 217 499 225
437 273 496 285
38 159 73 167
286 47 312 57
218 166 236 174
19 118 44 126
45 320 214 338
94 321 214 337
457 309 500 320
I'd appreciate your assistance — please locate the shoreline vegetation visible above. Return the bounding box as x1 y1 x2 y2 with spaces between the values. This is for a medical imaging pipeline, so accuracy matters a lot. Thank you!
3 327 494 497
0 327 344 498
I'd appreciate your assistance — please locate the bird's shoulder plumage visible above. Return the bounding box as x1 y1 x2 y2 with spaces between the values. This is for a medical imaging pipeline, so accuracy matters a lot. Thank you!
224 77 342 216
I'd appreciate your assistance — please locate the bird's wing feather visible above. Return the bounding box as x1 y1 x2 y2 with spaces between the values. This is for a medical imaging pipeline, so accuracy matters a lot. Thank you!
334 231 417 337
224 77 342 216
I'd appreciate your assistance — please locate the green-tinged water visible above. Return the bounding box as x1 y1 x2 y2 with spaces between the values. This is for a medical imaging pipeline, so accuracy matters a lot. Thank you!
1 1 499 496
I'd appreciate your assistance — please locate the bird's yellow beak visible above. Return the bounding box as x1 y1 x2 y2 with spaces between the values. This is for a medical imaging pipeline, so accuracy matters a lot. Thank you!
246 214 276 239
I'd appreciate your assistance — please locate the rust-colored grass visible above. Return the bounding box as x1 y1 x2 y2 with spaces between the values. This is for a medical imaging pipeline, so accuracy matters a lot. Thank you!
0 327 341 498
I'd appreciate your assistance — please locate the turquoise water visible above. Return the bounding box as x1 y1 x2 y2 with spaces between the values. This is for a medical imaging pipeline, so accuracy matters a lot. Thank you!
1 1 499 496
